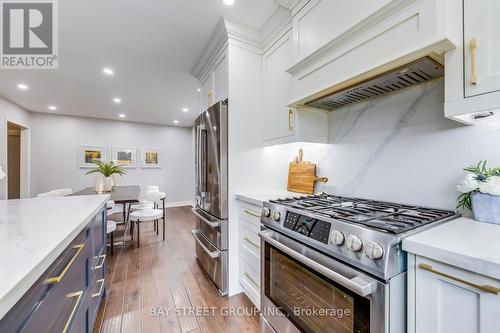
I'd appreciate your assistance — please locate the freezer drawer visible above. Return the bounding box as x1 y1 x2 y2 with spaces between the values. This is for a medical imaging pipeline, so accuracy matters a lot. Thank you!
192 229 228 296
192 207 227 250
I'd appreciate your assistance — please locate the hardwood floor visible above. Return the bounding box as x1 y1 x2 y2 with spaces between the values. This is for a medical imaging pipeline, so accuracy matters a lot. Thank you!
94 206 260 333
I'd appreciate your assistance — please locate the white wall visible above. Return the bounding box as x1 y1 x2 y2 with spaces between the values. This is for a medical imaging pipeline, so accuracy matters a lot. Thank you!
275 79 500 211
29 113 194 204
0 97 31 200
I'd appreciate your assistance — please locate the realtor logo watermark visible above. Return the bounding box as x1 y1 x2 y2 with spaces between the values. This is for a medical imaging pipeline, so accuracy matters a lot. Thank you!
0 0 58 69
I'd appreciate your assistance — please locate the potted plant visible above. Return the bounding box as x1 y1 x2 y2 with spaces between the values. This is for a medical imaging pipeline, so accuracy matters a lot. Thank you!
86 160 126 192
457 160 500 224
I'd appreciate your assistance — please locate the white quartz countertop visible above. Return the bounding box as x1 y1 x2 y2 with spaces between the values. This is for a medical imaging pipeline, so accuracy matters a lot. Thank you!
403 217 500 280
235 190 309 206
0 194 110 320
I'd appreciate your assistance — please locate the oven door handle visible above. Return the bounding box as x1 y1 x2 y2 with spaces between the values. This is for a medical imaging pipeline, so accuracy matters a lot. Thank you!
259 231 377 297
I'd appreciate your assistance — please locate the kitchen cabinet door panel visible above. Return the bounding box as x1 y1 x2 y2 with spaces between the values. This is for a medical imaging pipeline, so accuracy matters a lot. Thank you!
213 51 228 103
464 0 500 98
262 32 294 142
412 256 500 333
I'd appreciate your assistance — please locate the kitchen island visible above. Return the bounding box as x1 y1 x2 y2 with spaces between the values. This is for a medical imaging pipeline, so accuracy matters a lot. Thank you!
0 194 109 332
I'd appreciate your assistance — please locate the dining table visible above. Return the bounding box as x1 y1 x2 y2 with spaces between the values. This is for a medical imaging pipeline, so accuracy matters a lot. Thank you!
71 185 141 236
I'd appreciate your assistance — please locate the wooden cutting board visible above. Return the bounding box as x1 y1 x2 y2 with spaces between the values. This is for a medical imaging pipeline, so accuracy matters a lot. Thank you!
287 149 328 195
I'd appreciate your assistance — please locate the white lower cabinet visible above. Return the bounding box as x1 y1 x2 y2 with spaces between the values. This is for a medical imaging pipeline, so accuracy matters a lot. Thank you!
237 201 262 308
408 254 500 333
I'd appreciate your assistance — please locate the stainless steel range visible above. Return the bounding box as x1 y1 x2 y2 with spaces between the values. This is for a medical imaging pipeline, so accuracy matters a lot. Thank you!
259 194 458 333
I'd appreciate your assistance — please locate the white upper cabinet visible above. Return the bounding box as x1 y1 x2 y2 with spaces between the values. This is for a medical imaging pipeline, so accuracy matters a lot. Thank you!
445 0 500 124
198 47 228 111
464 0 500 98
292 0 392 61
262 28 328 145
213 51 228 104
262 31 294 142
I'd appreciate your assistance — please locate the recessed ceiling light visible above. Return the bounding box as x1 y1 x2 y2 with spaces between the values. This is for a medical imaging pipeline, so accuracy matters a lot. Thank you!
182 107 189 112
102 67 114 76
17 83 28 90
197 88 201 92
223 0 235 6
118 113 126 118
173 120 179 124
48 105 57 111
113 97 122 103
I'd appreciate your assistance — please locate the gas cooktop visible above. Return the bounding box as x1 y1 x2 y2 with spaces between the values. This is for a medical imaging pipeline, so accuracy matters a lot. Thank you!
262 193 459 279
269 193 456 235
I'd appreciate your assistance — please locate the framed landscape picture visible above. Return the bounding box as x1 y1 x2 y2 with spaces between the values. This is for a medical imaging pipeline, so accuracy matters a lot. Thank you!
112 147 137 168
140 149 163 168
79 146 107 168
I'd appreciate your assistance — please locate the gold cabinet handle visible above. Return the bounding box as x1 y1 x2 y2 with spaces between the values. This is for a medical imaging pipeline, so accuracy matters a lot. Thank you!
92 278 106 298
93 254 106 270
244 237 259 249
244 272 260 288
419 263 500 295
243 209 261 218
46 244 85 285
288 109 294 131
470 38 478 85
62 291 84 333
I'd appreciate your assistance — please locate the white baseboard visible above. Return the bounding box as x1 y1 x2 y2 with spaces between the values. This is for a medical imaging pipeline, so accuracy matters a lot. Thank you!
166 200 194 208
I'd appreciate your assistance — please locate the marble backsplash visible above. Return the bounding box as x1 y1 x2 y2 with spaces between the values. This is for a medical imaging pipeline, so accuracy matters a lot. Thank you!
284 79 500 210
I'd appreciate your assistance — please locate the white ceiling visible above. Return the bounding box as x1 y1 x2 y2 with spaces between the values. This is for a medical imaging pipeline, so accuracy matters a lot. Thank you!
0 0 279 126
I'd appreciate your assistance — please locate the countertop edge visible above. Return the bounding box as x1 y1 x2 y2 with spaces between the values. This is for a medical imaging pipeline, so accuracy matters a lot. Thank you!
0 195 110 320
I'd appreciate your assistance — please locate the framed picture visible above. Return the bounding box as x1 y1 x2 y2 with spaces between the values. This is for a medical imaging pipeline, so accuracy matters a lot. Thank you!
112 147 137 168
79 146 107 168
140 149 163 168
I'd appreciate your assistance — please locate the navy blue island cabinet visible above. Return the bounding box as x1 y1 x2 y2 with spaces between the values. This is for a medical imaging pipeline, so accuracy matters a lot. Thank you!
0 205 108 333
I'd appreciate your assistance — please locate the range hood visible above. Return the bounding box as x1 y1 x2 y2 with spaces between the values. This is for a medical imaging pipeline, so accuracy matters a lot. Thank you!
306 57 444 111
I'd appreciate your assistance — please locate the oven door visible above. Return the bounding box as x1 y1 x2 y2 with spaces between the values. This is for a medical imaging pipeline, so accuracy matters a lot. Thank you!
259 230 386 333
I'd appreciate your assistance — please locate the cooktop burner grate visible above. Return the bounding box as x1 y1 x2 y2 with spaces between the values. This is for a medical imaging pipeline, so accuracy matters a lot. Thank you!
269 194 456 234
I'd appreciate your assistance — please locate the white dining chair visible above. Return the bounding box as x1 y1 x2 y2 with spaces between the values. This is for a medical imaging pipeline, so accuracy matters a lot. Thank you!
130 185 161 211
129 191 166 247
106 200 118 255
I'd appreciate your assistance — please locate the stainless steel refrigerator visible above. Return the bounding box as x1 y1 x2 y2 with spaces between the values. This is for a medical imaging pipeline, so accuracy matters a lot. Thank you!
192 99 228 296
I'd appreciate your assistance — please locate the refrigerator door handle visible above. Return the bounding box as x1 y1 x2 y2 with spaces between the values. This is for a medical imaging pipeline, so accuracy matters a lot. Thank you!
191 208 220 228
192 230 220 259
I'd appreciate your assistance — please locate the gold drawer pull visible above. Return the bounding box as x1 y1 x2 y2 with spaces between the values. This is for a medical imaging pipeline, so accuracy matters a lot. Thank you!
93 254 106 270
244 237 259 249
46 244 85 285
92 279 106 298
470 38 478 85
62 291 84 333
244 209 261 218
244 272 260 288
419 263 500 295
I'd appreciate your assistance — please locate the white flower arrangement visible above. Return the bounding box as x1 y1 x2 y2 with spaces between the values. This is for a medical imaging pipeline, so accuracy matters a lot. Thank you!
457 161 500 210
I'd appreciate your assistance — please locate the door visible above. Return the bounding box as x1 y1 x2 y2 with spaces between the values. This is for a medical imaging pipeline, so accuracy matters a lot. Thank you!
464 0 500 97
195 100 228 220
7 123 21 199
414 256 500 333
262 31 295 142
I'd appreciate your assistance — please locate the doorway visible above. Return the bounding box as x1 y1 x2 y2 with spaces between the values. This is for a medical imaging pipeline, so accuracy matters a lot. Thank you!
7 121 29 199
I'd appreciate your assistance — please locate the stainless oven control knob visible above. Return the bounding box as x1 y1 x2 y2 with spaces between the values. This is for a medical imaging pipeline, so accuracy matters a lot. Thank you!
271 211 281 221
262 207 271 217
364 242 384 259
329 230 345 246
346 235 363 252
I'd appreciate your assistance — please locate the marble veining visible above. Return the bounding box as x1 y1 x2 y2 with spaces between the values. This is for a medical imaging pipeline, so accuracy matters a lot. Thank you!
342 82 440 195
